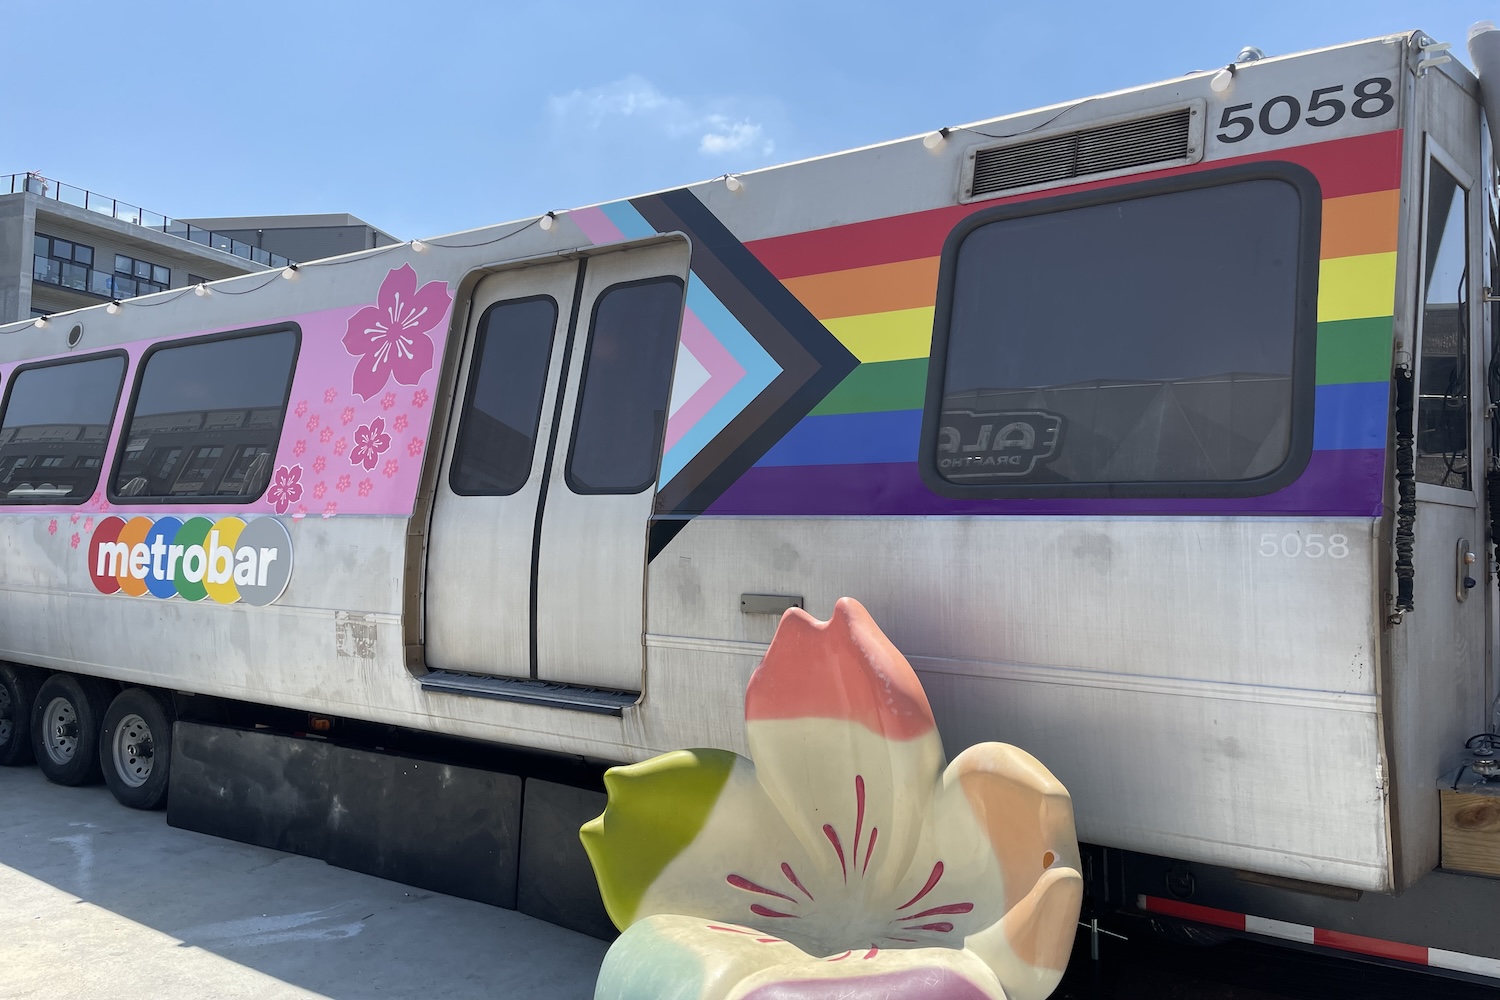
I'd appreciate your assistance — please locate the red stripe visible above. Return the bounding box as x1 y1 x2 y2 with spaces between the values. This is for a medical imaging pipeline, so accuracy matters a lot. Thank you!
1139 896 1246 931
747 130 1402 279
1313 928 1429 966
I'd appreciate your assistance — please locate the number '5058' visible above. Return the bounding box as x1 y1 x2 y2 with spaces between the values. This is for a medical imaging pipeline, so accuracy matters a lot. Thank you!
1217 78 1394 143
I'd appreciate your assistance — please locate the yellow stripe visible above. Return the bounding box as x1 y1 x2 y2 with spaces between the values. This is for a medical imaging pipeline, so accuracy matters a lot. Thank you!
1318 253 1397 323
823 306 934 362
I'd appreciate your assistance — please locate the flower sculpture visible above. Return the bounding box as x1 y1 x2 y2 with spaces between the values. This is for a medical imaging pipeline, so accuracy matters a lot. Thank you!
582 598 1081 1000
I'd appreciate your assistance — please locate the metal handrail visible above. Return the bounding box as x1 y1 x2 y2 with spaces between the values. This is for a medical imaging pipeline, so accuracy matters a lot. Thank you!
4 172 294 268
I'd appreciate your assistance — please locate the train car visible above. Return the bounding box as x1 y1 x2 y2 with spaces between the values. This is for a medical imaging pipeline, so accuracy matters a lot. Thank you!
2 23 1500 979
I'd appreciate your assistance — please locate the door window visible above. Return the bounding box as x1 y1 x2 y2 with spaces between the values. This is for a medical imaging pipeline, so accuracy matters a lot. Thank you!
1416 161 1471 489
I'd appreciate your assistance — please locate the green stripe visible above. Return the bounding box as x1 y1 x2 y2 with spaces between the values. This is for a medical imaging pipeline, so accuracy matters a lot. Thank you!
811 358 929 415
1316 316 1392 385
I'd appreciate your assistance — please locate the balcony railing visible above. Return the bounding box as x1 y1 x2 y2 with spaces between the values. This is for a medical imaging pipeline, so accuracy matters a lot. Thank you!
5 173 293 268
33 257 167 300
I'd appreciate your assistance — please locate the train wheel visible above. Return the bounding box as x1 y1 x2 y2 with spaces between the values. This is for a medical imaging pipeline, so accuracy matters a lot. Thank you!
0 662 40 766
99 688 172 810
30 674 111 786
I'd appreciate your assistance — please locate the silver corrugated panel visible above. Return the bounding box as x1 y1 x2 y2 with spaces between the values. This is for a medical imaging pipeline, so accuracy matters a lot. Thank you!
972 108 1192 196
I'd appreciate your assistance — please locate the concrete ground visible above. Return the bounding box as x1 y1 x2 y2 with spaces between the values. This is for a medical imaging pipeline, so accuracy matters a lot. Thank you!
0 765 608 1000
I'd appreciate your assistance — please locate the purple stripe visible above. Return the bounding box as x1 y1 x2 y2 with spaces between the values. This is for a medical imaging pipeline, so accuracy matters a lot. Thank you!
705 449 1385 517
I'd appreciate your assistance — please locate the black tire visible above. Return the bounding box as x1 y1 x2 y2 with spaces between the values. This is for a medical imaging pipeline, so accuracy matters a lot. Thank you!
0 662 40 766
30 674 112 786
99 688 173 810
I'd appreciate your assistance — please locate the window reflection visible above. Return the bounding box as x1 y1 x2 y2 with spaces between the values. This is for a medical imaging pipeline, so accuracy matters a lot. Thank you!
1416 163 1470 489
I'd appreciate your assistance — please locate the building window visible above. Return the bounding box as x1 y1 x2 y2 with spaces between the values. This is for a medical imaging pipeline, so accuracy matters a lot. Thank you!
33 234 95 293
112 254 171 298
922 164 1320 498
0 353 126 504
112 327 298 501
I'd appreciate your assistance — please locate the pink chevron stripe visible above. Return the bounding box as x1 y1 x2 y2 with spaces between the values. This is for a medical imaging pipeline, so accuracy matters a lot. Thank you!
570 206 627 245
663 307 746 451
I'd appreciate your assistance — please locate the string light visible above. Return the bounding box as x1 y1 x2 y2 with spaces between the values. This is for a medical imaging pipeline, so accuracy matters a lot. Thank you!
1210 64 1237 93
194 283 209 297
32 316 47 329
411 240 426 252
922 128 951 150
106 300 121 315
538 211 557 231
724 174 744 192
282 263 300 280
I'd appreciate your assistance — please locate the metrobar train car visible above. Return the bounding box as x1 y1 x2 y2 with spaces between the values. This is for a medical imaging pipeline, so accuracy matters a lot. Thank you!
3 25 1500 977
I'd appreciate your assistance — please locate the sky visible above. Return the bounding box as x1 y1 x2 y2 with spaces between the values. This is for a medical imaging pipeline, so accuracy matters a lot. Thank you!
0 0 1493 241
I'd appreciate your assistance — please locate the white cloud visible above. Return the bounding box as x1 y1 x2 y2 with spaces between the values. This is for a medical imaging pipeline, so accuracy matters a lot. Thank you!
548 76 775 159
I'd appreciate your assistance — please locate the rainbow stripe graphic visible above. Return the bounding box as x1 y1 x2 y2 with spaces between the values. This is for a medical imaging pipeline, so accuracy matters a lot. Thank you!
705 130 1402 516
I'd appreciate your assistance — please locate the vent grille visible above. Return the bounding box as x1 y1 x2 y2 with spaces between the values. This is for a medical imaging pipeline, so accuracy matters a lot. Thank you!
970 107 1193 198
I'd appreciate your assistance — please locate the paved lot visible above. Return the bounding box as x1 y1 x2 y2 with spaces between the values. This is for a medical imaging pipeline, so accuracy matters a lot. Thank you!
0 766 607 1000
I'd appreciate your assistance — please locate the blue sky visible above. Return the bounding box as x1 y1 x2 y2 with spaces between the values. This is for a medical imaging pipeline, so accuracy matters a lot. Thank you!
1 1 1490 240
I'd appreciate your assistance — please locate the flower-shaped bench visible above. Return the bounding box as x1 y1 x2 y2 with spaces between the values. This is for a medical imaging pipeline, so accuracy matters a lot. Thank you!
582 598 1082 1000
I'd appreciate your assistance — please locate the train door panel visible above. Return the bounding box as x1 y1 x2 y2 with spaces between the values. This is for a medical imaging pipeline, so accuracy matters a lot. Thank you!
534 241 689 690
425 262 580 679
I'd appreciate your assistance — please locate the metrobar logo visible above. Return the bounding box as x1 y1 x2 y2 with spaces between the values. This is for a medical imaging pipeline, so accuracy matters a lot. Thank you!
87 515 293 606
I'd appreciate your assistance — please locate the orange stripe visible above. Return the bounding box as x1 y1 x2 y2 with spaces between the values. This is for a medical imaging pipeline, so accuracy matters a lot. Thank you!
781 257 939 320
1320 190 1399 259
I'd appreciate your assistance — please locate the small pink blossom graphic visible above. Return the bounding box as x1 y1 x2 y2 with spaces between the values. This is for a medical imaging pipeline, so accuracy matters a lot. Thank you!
268 464 304 514
320 427 333 444
295 400 308 418
381 392 396 410
83 517 93 532
70 533 81 549
341 406 355 426
307 413 320 432
383 459 399 479
324 387 338 404
342 264 452 401
47 519 57 536
313 481 327 499
293 504 308 521
350 418 392 471
312 455 327 473
322 502 338 519
293 439 307 457
334 437 348 457
336 474 351 493
394 413 409 433
407 437 423 457
412 388 429 409
69 514 79 525
358 478 374 497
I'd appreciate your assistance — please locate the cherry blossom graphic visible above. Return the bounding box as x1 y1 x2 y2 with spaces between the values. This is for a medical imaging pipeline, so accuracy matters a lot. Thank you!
336 474 351 493
342 264 452 401
324 387 338 404
407 437 423 457
293 439 307 457
307 413 320 432
294 400 308 418
382 459 399 479
293 504 308 521
320 427 333 444
412 388 429 409
341 406 355 426
69 514 79 525
381 392 396 410
47 519 57 536
267 464 304 514
334 437 348 457
313 481 327 500
350 418 392 471
357 478 374 497
322 502 338 519
70 533 81 549
310 457 325 475
393 413 409 433
83 517 93 532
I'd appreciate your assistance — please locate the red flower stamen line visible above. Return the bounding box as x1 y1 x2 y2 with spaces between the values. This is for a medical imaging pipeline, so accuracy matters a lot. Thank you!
750 903 800 919
708 925 757 935
727 874 799 905
888 936 918 943
781 862 815 901
912 922 955 933
852 774 866 872
755 938 780 944
862 827 879 876
823 824 847 883
899 901 974 920
896 861 945 910
863 946 880 960
826 951 853 962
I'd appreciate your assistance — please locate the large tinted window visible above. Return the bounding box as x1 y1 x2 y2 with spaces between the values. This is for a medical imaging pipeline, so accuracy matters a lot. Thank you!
1416 162 1470 489
929 169 1315 494
449 296 558 495
0 354 125 503
567 277 683 494
113 328 298 500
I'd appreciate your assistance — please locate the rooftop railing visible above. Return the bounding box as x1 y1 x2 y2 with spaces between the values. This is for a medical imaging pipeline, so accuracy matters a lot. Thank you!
4 173 293 268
